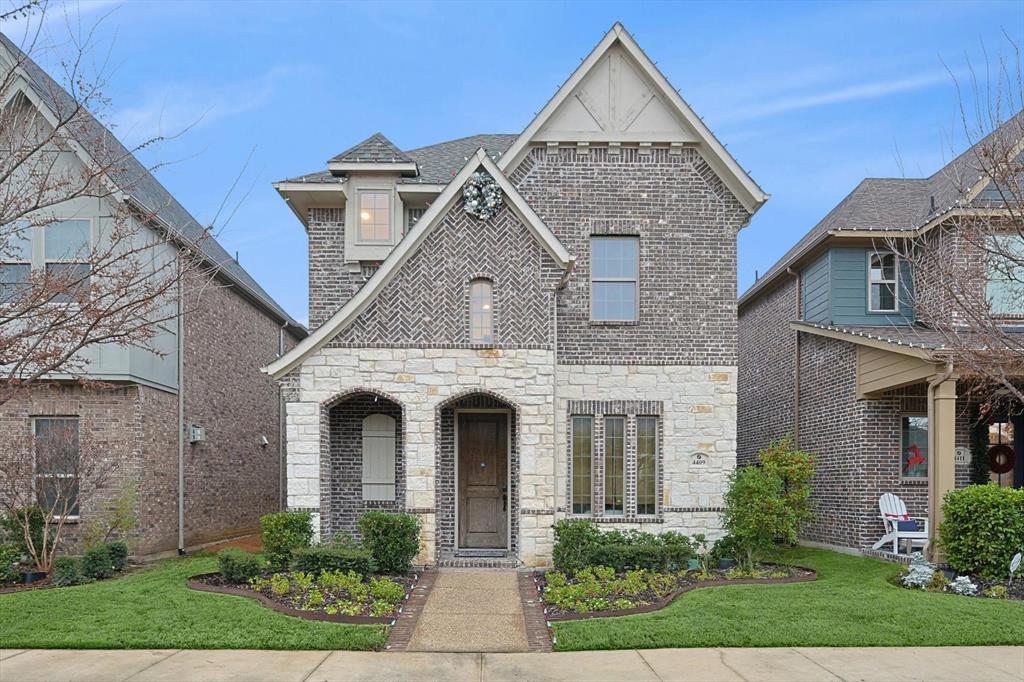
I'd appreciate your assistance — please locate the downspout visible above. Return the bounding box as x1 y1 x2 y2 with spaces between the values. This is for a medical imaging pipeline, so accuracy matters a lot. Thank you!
552 259 574 523
176 261 186 555
278 323 288 511
786 267 801 446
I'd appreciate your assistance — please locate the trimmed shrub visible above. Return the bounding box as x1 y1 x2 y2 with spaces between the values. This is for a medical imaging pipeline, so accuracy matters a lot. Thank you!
82 544 115 580
723 465 788 570
357 512 419 574
217 548 264 584
52 556 86 586
0 543 21 583
290 545 375 576
260 511 313 568
105 541 129 572
940 484 1024 580
551 520 694 574
1 507 44 558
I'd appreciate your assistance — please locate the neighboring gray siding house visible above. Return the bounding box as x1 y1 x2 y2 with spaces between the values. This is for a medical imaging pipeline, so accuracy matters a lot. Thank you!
737 112 1024 553
0 34 306 556
267 23 767 567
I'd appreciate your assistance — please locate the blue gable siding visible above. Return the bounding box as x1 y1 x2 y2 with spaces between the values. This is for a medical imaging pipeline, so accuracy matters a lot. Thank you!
829 247 914 325
802 251 830 323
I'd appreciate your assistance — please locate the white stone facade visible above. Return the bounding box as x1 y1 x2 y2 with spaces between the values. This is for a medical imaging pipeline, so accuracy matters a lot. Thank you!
286 345 734 567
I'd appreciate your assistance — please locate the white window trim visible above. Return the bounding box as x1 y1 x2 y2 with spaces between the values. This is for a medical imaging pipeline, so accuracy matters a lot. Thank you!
31 416 81 521
900 412 929 483
355 189 395 245
635 415 659 517
590 236 639 322
603 415 627 516
867 250 899 313
569 415 594 516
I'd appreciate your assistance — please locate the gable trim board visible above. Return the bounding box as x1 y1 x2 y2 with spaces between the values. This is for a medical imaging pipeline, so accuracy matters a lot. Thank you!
264 149 574 379
497 22 767 215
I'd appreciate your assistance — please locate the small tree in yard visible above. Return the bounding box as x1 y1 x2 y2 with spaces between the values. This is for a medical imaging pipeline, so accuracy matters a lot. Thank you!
723 438 815 570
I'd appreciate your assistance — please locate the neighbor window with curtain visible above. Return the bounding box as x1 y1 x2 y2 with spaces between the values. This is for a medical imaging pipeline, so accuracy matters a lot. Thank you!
469 279 494 344
44 220 91 303
361 414 396 501
986 234 1024 315
590 236 639 321
901 414 928 480
1 222 32 302
636 417 658 515
358 191 391 242
571 416 593 515
33 417 80 517
604 416 625 515
868 251 898 313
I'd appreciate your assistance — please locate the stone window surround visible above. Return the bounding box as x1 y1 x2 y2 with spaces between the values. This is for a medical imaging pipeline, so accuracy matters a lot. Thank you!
566 399 664 523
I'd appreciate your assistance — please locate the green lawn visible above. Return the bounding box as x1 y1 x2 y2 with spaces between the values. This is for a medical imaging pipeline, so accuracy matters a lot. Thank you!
0 555 386 650
552 547 1024 651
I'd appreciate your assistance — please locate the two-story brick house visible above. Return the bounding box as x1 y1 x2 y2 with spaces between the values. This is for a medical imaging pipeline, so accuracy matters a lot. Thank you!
0 34 306 556
738 112 1024 554
266 23 767 567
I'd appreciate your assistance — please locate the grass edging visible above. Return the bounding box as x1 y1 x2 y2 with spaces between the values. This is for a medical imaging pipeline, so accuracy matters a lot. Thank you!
187 572 409 625
541 567 817 622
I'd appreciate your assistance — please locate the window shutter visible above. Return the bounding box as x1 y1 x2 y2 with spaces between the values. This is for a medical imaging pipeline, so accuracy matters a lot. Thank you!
362 414 396 501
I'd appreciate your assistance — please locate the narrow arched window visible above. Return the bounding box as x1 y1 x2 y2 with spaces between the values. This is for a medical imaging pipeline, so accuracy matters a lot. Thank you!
362 413 396 501
469 279 494 344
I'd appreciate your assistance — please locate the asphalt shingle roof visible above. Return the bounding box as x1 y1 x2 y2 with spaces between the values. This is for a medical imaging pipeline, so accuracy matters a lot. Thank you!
741 110 1024 307
794 320 1024 353
0 32 304 332
328 132 414 164
282 133 518 185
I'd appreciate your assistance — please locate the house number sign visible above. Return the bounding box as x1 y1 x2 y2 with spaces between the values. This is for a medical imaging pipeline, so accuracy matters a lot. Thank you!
954 447 971 466
691 452 708 466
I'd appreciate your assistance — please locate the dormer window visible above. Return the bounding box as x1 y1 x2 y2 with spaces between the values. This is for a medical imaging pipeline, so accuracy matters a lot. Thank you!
469 278 494 344
358 191 392 242
868 251 898 313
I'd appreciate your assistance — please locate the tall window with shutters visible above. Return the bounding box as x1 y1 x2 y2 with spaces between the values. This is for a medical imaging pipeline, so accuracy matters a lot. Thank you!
361 414 396 501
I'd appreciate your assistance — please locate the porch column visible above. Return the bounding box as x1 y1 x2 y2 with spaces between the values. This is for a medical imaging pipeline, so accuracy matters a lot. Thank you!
927 377 957 560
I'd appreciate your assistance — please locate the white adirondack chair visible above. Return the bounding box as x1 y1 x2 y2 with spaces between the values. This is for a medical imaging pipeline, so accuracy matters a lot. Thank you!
871 493 929 555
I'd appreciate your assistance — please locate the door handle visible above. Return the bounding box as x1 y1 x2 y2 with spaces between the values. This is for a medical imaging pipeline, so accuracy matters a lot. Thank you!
502 492 508 512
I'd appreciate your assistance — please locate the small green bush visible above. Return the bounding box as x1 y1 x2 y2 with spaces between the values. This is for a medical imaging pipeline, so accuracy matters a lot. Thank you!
552 519 604 574
551 520 694 574
290 545 375 576
217 548 264 584
357 511 419 574
81 544 114 580
0 543 22 583
52 556 86 586
260 511 313 568
939 484 1024 580
105 541 129 572
1 507 44 558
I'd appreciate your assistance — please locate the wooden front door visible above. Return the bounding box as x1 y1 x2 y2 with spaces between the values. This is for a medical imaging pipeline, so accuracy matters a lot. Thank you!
458 413 508 549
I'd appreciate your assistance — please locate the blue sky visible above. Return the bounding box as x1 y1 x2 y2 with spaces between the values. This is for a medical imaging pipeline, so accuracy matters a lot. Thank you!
5 0 1023 325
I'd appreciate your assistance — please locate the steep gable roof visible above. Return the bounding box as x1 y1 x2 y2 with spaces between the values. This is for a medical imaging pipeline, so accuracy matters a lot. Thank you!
497 22 767 214
739 109 1024 308
264 149 573 379
0 32 304 334
328 132 415 164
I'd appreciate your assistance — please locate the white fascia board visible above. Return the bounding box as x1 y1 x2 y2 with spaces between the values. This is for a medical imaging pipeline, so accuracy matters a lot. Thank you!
264 148 572 379
326 161 418 175
273 182 347 226
397 184 446 194
497 22 768 214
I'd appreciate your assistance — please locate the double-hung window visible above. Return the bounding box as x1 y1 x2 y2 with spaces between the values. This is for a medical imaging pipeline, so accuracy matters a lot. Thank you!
868 251 898 313
33 417 80 518
590 236 639 321
358 191 391 242
1 222 32 302
986 234 1024 315
44 220 91 303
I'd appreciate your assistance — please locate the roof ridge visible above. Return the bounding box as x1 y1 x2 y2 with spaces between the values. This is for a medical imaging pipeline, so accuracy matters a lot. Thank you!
328 132 414 164
403 133 517 154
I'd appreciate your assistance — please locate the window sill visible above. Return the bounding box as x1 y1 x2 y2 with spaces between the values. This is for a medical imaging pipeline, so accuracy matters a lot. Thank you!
899 478 928 485
569 515 664 524
588 320 639 327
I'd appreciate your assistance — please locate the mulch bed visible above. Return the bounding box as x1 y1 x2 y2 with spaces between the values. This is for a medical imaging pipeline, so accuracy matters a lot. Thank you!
537 565 817 621
188 572 418 625
0 576 53 594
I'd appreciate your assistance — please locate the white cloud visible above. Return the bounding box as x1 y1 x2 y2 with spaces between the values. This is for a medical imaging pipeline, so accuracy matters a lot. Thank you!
717 70 958 124
111 65 307 145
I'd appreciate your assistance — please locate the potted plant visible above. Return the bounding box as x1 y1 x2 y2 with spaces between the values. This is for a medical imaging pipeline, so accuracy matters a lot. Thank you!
712 535 738 570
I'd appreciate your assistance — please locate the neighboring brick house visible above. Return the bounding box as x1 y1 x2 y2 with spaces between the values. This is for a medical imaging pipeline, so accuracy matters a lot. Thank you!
0 34 306 556
738 113 1024 554
267 23 767 567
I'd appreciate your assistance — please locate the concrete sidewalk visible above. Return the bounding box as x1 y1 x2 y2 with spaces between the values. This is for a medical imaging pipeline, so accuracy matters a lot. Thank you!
1 646 1021 682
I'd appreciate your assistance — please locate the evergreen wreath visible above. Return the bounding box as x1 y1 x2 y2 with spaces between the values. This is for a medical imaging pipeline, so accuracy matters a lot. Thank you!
462 171 503 220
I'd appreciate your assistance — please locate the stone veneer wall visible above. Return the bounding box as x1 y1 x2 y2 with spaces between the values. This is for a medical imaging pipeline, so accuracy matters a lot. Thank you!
737 276 797 464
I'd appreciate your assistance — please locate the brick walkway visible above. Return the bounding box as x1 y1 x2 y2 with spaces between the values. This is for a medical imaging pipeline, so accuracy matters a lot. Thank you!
404 569 531 653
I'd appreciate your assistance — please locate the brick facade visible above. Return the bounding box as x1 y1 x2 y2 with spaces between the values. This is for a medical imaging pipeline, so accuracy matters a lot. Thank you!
308 207 364 330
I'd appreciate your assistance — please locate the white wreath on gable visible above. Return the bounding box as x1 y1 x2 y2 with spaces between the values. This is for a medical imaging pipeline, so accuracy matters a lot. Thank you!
462 171 503 220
